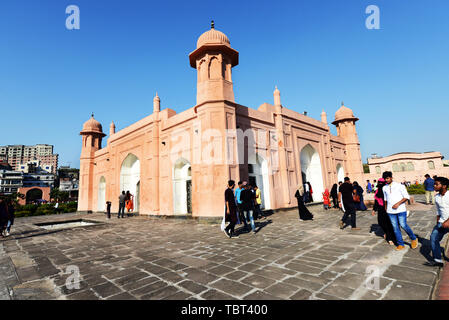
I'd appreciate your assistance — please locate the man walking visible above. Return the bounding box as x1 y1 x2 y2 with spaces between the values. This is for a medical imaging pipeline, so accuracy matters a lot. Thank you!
366 180 372 194
338 177 359 230
382 171 418 251
424 174 435 205
224 180 239 238
118 191 126 218
240 184 257 234
235 181 247 229
424 177 449 267
253 185 263 220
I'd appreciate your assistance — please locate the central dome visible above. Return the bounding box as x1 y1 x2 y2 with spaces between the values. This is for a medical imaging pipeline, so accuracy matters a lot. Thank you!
196 25 230 48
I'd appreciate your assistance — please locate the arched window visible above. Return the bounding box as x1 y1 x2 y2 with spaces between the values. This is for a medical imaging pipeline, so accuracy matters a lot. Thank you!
209 57 222 80
406 162 414 171
392 163 400 172
400 162 406 172
428 161 435 170
375 166 381 174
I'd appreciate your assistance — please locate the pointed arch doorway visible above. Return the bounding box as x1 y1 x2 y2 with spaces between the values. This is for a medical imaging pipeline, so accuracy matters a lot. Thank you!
98 176 106 211
120 154 140 212
300 144 324 201
173 158 192 215
248 153 271 210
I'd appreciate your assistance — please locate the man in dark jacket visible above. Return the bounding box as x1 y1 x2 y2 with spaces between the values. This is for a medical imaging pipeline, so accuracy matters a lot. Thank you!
424 174 435 205
338 177 360 230
240 184 257 233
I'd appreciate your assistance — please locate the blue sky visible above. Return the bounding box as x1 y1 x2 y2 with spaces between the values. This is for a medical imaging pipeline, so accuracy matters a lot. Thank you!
1 0 448 168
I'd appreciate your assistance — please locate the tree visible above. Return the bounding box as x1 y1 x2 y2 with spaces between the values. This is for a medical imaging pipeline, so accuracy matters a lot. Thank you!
59 191 69 202
1 192 25 206
50 188 60 202
363 164 370 174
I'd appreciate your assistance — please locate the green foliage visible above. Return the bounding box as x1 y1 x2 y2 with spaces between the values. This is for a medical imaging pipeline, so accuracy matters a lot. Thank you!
0 192 25 206
363 164 370 174
50 188 70 202
22 204 38 214
407 184 425 195
13 202 78 218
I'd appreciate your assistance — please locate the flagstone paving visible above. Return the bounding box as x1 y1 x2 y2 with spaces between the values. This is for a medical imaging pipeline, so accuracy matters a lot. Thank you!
0 194 447 300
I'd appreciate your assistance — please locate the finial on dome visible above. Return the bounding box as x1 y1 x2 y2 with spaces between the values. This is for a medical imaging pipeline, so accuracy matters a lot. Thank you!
91 112 94 118
211 20 215 29
341 101 344 106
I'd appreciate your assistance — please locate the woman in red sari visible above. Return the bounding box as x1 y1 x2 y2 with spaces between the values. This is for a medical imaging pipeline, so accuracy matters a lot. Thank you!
125 191 134 212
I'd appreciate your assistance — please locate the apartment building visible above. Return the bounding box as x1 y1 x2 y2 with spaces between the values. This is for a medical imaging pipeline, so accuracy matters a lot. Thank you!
0 144 58 173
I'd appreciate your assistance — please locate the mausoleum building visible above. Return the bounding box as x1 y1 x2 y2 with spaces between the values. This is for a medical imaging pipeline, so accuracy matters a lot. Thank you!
78 24 365 217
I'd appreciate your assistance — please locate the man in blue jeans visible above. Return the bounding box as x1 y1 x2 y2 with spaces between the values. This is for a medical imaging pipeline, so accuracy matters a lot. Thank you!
424 174 435 205
240 184 257 234
425 177 449 267
118 191 126 218
382 171 418 251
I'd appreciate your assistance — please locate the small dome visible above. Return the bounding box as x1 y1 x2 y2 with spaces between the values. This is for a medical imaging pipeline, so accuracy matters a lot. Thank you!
334 103 358 123
81 114 104 134
197 28 230 48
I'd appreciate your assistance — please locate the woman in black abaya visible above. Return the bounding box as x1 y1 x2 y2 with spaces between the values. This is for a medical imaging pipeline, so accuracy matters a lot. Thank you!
295 184 314 221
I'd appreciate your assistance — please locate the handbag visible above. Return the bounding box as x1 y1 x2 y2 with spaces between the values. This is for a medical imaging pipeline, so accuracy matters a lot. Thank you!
353 194 361 203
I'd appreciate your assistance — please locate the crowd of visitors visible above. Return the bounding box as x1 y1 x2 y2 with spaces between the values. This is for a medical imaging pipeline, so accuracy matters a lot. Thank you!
223 170 448 269
223 180 267 238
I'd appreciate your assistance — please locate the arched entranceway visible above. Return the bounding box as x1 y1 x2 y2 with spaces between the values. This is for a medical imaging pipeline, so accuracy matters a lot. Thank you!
26 188 43 204
120 154 140 212
300 144 324 202
337 163 345 183
98 176 106 212
248 153 271 209
173 158 192 214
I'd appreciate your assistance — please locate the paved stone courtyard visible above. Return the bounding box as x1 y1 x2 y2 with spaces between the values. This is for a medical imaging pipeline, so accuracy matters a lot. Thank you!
1 195 447 300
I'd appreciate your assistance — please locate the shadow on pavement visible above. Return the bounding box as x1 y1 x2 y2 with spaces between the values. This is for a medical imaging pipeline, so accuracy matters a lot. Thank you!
417 236 434 261
235 219 273 236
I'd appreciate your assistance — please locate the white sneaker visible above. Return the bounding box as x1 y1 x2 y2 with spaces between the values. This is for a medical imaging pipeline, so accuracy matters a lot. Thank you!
4 230 9 237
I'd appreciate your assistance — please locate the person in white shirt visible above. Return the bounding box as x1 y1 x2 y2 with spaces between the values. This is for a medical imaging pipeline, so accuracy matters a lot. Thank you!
382 171 418 251
425 176 449 267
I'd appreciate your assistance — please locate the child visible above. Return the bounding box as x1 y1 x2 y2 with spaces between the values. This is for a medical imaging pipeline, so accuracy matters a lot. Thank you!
323 189 330 210
425 176 449 267
106 201 112 219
